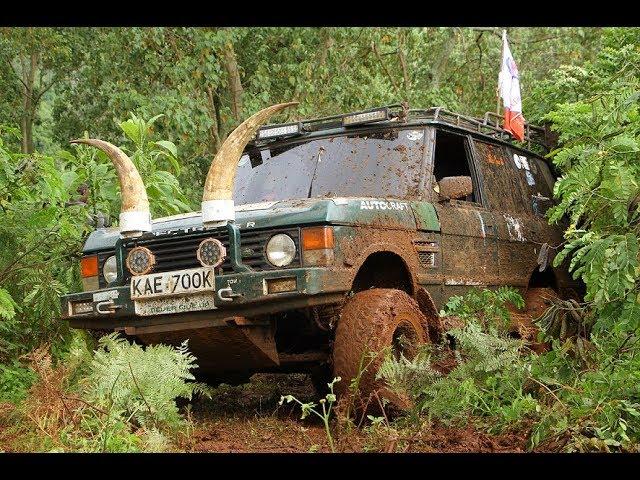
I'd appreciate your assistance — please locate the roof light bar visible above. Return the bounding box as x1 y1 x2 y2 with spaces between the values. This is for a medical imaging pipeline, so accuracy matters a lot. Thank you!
256 122 301 140
342 108 389 127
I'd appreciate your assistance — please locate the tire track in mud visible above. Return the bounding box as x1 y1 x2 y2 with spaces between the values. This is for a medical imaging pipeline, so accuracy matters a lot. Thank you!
180 373 340 453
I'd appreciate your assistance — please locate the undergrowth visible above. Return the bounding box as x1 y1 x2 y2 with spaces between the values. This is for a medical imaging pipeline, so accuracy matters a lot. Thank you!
0 333 208 452
378 287 640 452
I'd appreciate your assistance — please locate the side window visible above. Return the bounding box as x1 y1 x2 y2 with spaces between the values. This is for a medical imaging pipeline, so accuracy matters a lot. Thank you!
506 148 555 217
432 130 478 203
474 140 528 214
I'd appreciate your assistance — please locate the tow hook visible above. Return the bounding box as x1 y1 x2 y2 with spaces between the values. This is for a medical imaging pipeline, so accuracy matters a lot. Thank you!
217 287 243 302
96 300 121 314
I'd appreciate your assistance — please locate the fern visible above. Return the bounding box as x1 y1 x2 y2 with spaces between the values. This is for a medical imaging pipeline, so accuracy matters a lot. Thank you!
450 323 523 373
378 296 531 430
441 286 524 332
0 287 18 321
83 333 210 433
377 347 443 398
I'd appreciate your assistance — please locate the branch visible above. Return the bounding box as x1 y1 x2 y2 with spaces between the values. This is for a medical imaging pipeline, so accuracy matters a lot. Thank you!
0 225 60 284
371 41 400 95
129 362 154 419
7 59 29 92
6 58 50 106
397 30 410 96
470 27 502 41
430 28 457 90
32 76 58 106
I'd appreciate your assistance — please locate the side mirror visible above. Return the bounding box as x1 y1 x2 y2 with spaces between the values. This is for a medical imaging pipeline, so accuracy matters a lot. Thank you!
436 176 473 201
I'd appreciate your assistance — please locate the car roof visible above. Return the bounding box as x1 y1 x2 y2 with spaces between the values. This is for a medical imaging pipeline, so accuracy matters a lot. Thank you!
250 104 555 166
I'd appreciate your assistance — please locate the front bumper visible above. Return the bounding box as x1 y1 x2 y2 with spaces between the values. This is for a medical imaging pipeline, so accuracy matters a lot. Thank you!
61 267 349 330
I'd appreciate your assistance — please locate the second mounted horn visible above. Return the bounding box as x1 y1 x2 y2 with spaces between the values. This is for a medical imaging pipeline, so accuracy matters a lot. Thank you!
201 102 299 228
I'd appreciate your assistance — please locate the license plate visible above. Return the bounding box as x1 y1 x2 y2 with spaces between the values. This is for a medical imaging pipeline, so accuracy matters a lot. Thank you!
130 267 215 300
134 293 217 316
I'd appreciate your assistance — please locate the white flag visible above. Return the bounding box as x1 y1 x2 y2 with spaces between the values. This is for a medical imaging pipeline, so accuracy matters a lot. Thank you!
498 30 525 141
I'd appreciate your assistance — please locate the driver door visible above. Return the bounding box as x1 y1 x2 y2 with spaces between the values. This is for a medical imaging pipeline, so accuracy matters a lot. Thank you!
429 129 499 296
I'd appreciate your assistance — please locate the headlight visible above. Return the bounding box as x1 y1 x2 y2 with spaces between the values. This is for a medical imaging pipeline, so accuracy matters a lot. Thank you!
266 234 296 267
102 255 118 284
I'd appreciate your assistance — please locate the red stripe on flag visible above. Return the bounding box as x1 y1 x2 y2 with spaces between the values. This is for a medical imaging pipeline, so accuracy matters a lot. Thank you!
503 108 525 142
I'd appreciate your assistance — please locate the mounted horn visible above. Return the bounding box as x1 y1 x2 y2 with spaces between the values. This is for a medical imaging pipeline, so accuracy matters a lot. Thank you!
70 139 152 237
201 101 299 228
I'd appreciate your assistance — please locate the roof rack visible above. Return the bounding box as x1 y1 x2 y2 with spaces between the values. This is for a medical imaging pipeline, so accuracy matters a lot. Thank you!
406 107 552 152
256 103 554 152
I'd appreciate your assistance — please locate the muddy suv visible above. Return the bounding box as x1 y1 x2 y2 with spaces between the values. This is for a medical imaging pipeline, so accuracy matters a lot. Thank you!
61 103 577 405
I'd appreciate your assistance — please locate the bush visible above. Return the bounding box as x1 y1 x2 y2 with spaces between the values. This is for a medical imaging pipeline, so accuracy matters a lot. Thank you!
379 326 536 433
379 287 536 433
83 333 208 433
379 285 640 451
0 360 37 404
0 115 190 364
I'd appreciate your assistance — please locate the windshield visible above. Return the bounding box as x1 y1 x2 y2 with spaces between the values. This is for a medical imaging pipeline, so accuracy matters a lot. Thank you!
233 128 427 204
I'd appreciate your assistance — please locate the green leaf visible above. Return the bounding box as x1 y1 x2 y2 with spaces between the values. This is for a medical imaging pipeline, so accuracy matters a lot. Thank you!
154 141 177 158
0 288 18 320
120 119 142 144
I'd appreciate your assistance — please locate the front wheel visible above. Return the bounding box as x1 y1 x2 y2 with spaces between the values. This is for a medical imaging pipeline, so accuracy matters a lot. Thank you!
332 288 429 413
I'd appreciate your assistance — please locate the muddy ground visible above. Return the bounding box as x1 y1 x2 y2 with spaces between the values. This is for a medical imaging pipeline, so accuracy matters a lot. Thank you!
177 372 531 453
178 288 555 453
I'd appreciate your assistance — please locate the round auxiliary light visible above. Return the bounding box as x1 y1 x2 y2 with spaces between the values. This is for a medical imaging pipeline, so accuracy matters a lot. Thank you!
126 246 155 276
197 238 226 268
266 234 296 267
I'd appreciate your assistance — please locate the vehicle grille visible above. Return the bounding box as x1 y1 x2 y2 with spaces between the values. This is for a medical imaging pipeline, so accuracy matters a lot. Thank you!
417 251 436 268
121 227 301 281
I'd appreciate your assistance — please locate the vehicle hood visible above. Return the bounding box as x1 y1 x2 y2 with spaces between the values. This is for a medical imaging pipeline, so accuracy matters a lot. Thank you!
83 197 439 252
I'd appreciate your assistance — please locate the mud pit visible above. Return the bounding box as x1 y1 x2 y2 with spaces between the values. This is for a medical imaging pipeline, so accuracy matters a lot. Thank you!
178 372 531 453
180 373 345 453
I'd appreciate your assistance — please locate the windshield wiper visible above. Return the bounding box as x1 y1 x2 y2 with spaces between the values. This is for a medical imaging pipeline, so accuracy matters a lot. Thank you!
307 146 325 198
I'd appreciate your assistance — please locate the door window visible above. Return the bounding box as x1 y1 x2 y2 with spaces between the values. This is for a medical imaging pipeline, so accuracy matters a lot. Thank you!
431 130 479 204
506 147 556 217
473 141 528 214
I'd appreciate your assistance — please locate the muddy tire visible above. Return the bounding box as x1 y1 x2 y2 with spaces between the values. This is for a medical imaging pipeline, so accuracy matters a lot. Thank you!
332 288 429 413
507 287 560 352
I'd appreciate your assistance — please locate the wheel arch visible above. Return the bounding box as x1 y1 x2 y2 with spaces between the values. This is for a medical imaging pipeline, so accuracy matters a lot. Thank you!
350 248 416 296
528 266 558 291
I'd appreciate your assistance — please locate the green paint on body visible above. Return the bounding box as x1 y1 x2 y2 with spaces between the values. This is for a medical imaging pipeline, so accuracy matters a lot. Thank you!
84 197 440 253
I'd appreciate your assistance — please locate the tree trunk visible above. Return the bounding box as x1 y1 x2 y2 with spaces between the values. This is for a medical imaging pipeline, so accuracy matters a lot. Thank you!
214 87 224 141
397 29 410 100
205 86 221 155
222 40 243 123
318 30 334 68
20 53 38 154
372 41 400 95
430 29 457 90
299 30 334 107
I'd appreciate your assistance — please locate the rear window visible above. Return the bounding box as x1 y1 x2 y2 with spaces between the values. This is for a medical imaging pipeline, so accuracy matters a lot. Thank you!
233 128 428 204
